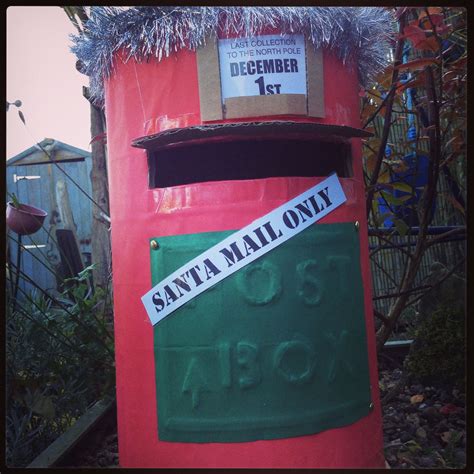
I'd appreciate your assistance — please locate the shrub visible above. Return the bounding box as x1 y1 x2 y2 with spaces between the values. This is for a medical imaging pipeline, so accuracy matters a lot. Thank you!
406 301 465 387
6 266 115 467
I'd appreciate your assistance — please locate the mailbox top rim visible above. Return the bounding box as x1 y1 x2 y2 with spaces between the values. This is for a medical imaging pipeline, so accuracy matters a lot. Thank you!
131 121 373 152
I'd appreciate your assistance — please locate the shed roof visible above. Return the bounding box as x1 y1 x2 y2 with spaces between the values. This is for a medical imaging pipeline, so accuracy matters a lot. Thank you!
7 138 91 166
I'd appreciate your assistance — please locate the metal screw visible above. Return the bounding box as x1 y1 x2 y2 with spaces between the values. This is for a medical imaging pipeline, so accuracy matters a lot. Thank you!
355 221 360 231
150 240 159 250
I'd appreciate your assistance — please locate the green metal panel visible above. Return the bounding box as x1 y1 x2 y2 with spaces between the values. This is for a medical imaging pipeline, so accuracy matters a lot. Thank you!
151 222 371 442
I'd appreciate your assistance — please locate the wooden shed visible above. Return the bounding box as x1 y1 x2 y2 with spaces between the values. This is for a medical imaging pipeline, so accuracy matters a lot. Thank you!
6 138 93 296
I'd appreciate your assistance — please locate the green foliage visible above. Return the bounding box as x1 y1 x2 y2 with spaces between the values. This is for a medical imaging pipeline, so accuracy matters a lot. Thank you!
391 305 418 337
6 266 115 467
405 301 465 386
362 6 467 229
9 192 21 208
361 7 466 353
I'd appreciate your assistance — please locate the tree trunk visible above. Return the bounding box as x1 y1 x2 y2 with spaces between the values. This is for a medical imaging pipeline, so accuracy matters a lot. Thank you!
88 91 111 289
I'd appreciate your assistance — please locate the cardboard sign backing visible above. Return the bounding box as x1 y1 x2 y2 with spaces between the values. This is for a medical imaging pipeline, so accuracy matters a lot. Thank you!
197 35 325 121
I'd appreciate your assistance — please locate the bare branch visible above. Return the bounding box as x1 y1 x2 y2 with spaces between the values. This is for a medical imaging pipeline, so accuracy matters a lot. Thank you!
365 12 407 219
373 284 432 301
424 227 465 247
370 233 415 260
373 309 389 324
375 61 444 350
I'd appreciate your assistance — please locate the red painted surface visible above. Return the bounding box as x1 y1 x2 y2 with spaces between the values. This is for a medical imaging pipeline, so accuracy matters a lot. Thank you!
104 39 384 468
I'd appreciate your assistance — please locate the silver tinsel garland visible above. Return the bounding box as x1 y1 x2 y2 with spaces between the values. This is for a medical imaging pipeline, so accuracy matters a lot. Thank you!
71 6 396 105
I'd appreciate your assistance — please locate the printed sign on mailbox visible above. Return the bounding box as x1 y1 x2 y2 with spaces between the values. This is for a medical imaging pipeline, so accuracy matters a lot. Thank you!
218 34 307 101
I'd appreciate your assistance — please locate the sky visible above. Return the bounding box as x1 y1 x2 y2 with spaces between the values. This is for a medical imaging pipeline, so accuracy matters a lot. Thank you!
6 6 90 160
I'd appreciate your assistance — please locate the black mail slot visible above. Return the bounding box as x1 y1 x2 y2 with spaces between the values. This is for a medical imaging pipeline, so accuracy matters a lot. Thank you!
147 137 352 188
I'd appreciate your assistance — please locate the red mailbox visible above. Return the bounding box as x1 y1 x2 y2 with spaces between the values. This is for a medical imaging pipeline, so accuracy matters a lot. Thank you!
73 7 393 468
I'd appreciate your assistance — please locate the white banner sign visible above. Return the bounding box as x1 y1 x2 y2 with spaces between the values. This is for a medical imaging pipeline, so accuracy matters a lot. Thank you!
142 174 346 325
142 174 347 326
218 34 307 102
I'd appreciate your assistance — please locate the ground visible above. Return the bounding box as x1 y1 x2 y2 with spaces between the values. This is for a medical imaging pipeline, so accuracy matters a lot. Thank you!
378 354 466 469
64 353 466 468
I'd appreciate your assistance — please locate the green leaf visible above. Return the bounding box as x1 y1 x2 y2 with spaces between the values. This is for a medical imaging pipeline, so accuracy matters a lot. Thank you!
391 182 414 194
72 285 87 301
381 191 413 206
406 439 422 453
394 218 409 236
10 193 21 208
371 198 380 215
77 264 95 279
375 212 394 227
63 264 95 285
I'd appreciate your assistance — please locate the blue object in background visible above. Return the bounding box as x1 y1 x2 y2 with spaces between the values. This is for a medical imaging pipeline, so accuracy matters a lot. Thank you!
376 41 437 229
377 153 434 228
407 125 417 141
